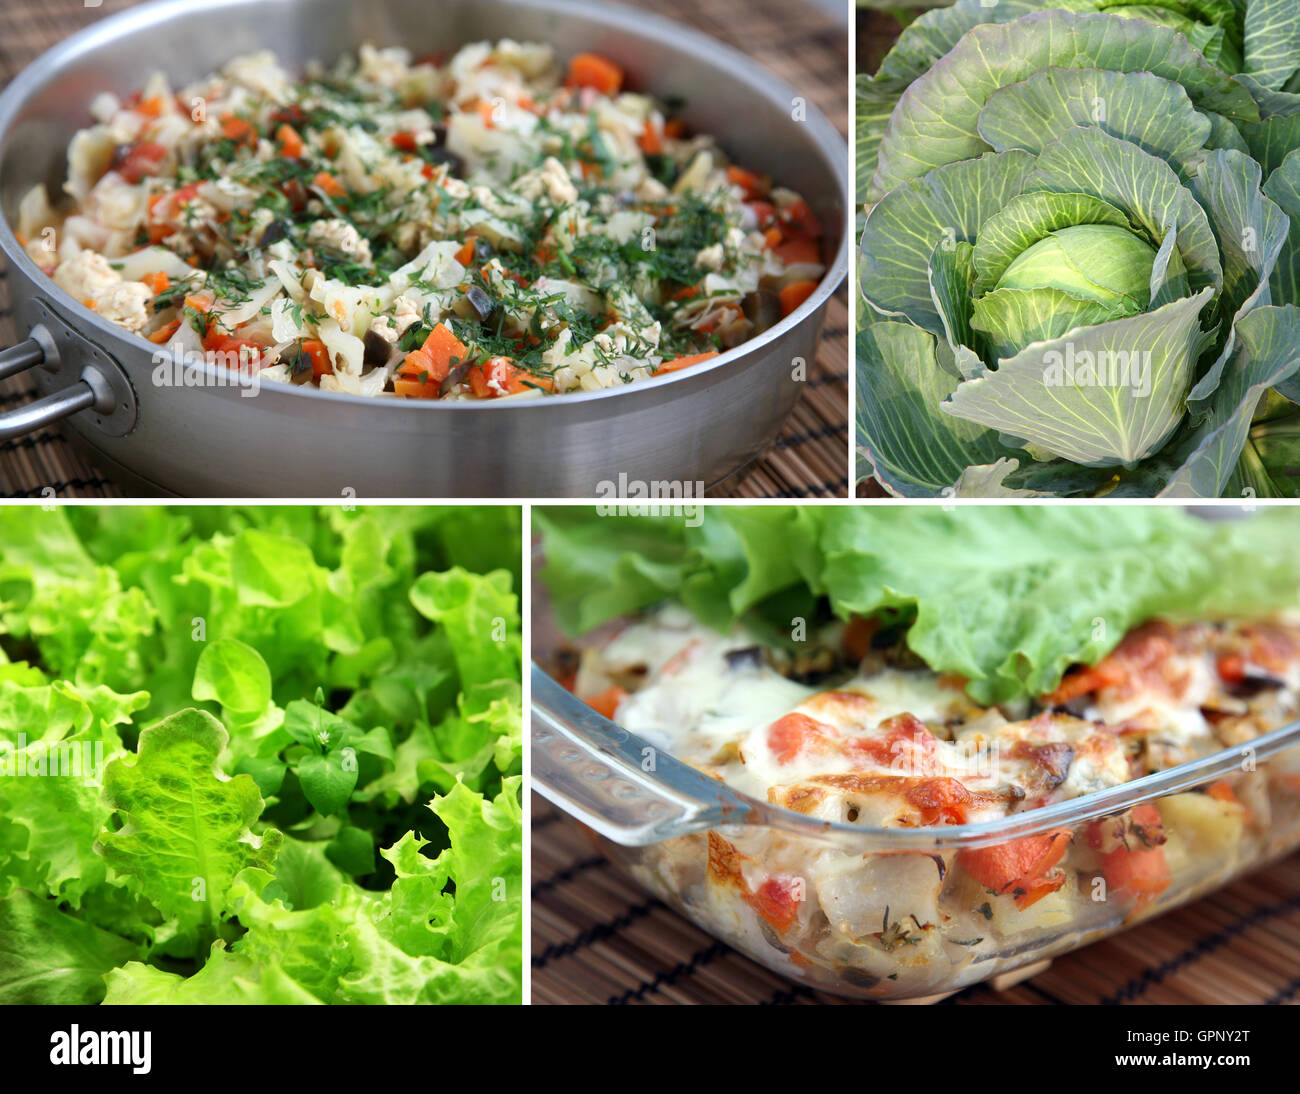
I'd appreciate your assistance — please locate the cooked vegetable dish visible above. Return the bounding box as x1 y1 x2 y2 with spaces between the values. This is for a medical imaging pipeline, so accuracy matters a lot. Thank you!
17 41 825 399
567 605 1300 994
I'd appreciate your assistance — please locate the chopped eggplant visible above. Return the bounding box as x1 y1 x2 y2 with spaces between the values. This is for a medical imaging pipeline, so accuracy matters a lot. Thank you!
289 349 313 385
452 285 496 323
440 359 474 397
724 645 764 672
424 145 465 176
362 328 392 366
258 218 289 247
742 287 782 334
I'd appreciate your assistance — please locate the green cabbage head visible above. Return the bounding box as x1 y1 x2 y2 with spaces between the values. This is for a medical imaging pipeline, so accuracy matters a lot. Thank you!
857 1 1300 498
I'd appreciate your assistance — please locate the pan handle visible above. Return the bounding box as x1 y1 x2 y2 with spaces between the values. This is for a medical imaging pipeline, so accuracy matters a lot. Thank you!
0 325 118 441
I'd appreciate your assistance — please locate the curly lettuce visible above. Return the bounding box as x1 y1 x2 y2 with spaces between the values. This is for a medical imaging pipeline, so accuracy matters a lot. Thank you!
0 506 522 1005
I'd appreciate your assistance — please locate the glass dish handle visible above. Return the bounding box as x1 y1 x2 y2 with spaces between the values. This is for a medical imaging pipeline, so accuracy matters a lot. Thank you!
531 664 758 846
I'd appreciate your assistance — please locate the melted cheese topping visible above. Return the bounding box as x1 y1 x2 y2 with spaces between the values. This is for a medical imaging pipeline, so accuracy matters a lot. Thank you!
577 608 1300 830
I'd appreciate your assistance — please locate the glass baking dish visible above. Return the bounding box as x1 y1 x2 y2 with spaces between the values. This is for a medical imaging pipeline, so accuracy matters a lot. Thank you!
531 615 1300 1002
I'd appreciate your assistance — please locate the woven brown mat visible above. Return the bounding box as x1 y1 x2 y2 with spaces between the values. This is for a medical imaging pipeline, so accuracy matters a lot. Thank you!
532 795 1300 1005
0 0 847 499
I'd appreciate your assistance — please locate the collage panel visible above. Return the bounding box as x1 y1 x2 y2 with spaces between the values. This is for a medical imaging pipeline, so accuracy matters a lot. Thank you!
856 1 1300 500
0 0 1293 1042
0 0 848 500
0 505 523 1005
532 503 1300 1006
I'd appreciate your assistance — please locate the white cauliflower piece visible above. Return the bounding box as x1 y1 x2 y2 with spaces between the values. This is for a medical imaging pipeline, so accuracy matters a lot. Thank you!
93 281 152 333
307 219 373 266
53 250 123 302
222 51 292 101
513 157 579 207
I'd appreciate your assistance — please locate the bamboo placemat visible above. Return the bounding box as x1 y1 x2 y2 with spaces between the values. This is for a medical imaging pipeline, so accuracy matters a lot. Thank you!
532 795 1300 1005
0 0 848 499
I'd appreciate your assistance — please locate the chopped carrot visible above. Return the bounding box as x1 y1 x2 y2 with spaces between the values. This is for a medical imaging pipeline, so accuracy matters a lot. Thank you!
300 338 332 379
146 319 181 344
418 323 469 378
585 685 628 720
778 279 818 316
474 99 498 128
183 291 214 312
565 52 624 95
219 114 256 144
637 120 663 155
726 165 769 199
275 123 304 158
1096 804 1170 912
959 829 1072 909
775 237 821 266
312 171 346 198
454 236 477 266
140 271 170 296
663 118 687 139
1206 780 1239 805
652 350 719 376
137 95 168 118
394 375 440 399
747 199 778 227
763 226 783 249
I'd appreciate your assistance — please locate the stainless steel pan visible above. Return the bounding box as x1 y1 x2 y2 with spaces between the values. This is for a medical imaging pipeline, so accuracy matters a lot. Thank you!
0 0 847 497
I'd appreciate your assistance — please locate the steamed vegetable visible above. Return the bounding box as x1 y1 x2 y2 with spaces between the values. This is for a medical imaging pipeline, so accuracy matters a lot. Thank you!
857 0 1300 497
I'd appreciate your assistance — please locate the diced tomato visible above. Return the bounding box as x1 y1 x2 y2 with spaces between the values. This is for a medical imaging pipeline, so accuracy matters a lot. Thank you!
726 165 769 199
747 200 778 228
113 142 169 184
466 356 553 398
269 104 307 127
778 279 818 316
206 334 264 371
565 52 624 95
390 130 420 153
652 350 719 376
843 616 876 662
275 124 304 158
746 876 802 932
767 712 836 764
959 829 1072 909
662 118 687 139
774 236 821 266
146 319 181 344
779 198 822 238
585 685 628 720
846 712 940 774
